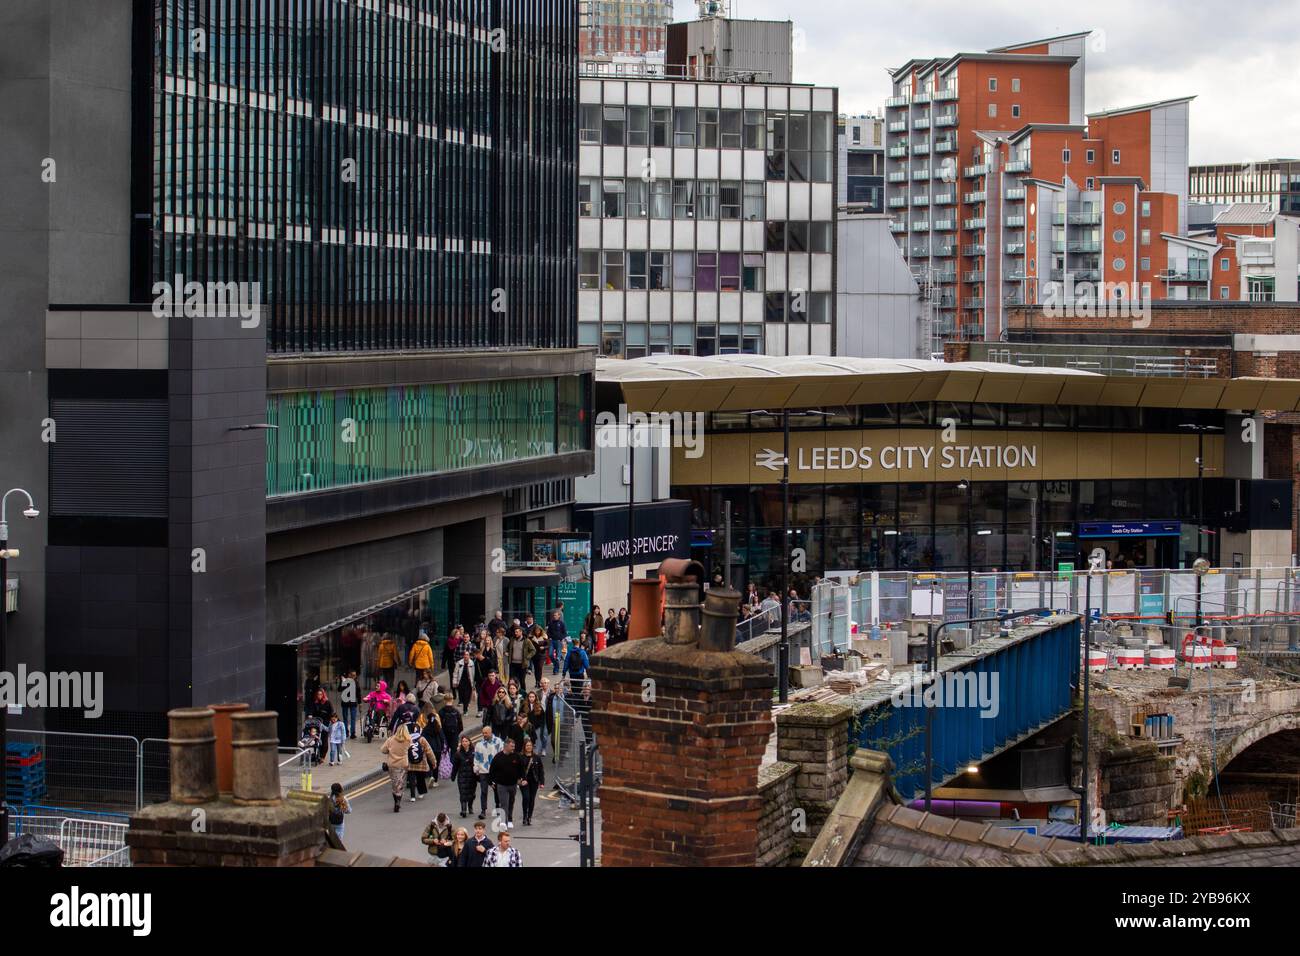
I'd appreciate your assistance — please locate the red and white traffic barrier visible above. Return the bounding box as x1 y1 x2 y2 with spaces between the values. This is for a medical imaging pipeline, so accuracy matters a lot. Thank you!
1086 648 1108 673
1212 645 1238 669
1116 649 1145 670
1148 647 1176 670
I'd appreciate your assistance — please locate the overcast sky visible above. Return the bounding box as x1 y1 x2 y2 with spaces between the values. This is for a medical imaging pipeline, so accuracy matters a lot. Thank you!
672 0 1299 164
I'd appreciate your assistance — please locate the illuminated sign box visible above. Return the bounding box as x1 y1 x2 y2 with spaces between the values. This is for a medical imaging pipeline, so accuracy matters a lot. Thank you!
1077 521 1182 538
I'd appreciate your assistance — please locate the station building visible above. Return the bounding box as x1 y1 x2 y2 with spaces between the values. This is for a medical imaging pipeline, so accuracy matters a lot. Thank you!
596 355 1300 594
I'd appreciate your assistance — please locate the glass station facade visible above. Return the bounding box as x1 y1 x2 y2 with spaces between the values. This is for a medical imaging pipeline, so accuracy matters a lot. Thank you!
674 402 1259 595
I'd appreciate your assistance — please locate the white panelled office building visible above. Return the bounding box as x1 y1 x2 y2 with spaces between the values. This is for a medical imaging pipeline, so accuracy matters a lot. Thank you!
579 72 839 359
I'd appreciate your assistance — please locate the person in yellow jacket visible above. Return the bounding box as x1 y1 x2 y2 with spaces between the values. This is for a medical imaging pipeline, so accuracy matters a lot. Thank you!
377 633 400 686
409 631 435 680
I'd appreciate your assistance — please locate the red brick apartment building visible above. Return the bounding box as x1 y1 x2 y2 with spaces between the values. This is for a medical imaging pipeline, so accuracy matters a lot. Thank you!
579 0 674 57
884 32 1193 352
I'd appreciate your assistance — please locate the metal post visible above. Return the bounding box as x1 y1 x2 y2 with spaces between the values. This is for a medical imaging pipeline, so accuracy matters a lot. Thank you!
1080 571 1092 845
627 431 635 615
924 619 934 813
779 409 790 704
723 499 732 590
1196 429 1204 628
966 481 974 619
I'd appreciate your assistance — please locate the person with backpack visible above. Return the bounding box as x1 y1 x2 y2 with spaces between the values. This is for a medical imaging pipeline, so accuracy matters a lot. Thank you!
438 696 464 753
409 630 435 680
380 724 413 813
328 782 350 843
488 738 526 830
563 639 590 683
403 727 435 803
421 812 454 865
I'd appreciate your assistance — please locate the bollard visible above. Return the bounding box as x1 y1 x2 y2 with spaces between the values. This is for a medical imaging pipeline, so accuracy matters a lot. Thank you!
231 711 283 806
167 707 218 804
210 702 250 795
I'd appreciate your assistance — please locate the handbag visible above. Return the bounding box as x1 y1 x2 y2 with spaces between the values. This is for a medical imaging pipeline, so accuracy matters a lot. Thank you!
438 748 453 780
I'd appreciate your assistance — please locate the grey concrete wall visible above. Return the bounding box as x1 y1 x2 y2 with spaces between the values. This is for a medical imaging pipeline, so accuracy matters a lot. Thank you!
835 214 922 358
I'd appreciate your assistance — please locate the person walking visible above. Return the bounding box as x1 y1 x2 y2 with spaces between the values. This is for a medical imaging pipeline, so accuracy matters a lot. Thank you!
327 714 346 766
488 738 525 831
452 734 477 818
452 649 477 714
472 726 504 820
519 739 545 827
447 827 473 868
525 693 548 758
528 625 547 689
584 605 604 648
328 782 350 843
421 812 454 865
546 610 567 676
477 668 502 721
419 708 445 788
562 639 590 683
505 625 535 690
389 692 420 733
404 726 435 803
377 632 400 687
477 642 499 698
409 630 435 681
507 709 533 755
339 671 359 739
489 686 515 740
467 821 493 867
380 724 414 813
438 695 463 753
483 829 522 867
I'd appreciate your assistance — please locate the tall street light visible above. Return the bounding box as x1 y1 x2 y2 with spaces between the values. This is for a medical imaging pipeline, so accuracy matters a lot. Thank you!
1 488 40 850
957 478 974 618
1179 421 1223 626
1079 545 1105 844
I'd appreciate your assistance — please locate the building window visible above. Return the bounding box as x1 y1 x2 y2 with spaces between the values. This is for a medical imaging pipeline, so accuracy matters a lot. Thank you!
765 292 786 322
810 221 833 253
650 252 670 290
1011 78 1021 92
674 108 696 147
579 251 600 289
1062 148 1071 163
743 181 765 220
696 180 719 219
697 108 719 148
1140 229 1151 245
719 253 742 292
1112 149 1121 164
744 110 765 149
626 179 648 219
1012 105 1020 118
603 251 625 290
719 181 742 219
1141 200 1151 217
1140 257 1151 271
720 109 743 149
580 104 601 144
989 78 998 91
1113 201 1127 215
579 177 598 217
651 107 671 147
1086 149 1095 164
603 106 625 146
765 221 786 251
988 103 997 118
696 252 718 292
673 179 695 218
673 252 695 290
1086 178 1095 190
602 179 625 218
627 251 649 290
649 179 671 218
743 254 765 291
1113 229 1126 243
1221 257 1230 271
627 106 649 147
1220 285 1230 299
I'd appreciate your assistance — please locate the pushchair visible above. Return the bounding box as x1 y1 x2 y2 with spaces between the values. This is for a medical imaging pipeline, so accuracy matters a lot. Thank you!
301 715 329 764
362 702 388 744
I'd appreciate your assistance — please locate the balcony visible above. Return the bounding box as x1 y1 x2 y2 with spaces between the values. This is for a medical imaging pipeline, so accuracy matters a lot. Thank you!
962 244 985 256
1004 292 1025 306
933 192 956 205
888 170 908 182
934 137 957 153
964 164 988 178
886 95 910 108
963 217 986 230
1005 242 1025 255
913 143 931 155
913 117 931 129
963 190 986 203
934 270 956 283
1005 268 1027 281
970 343 1222 378
1005 215 1026 228
888 196 908 208
932 219 955 231
935 113 958 128
933 87 959 102
1068 240 1101 253
935 294 957 308
912 194 930 205
911 220 930 231
1005 158 1030 173
967 298 986 309
909 245 930 257
934 245 955 257
1049 268 1101 282
888 120 908 133
888 144 907 158
1050 240 1065 253
1005 187 1026 200
912 168 931 180
1164 267 1211 282
964 270 986 283
890 221 907 233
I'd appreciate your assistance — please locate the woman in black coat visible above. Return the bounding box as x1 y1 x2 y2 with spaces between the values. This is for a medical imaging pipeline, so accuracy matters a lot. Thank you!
519 739 546 826
451 735 477 818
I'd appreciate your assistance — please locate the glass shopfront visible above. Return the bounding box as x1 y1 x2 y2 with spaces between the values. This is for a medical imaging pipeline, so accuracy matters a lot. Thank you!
675 402 1233 596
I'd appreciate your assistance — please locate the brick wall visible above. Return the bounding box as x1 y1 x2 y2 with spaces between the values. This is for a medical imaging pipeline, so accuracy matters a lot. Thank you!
757 761 798 867
776 702 853 858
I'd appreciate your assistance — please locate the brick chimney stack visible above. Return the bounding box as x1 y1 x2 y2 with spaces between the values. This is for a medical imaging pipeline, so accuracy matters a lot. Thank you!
588 561 775 866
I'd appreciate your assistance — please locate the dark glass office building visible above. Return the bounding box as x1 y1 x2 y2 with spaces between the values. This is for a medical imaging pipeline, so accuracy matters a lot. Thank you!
136 0 576 353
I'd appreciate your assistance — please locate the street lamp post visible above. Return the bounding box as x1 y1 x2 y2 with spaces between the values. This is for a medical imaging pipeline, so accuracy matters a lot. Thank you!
958 479 973 618
1179 422 1223 626
1080 545 1105 845
0 488 41 851
779 408 790 703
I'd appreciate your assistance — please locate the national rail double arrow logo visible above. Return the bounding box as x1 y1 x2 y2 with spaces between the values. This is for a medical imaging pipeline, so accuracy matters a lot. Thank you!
755 448 785 472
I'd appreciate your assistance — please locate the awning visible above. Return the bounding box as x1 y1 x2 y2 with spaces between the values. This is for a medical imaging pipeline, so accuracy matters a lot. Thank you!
596 355 1300 414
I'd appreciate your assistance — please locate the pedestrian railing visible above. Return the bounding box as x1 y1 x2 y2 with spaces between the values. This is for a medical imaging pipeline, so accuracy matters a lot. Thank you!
550 679 599 804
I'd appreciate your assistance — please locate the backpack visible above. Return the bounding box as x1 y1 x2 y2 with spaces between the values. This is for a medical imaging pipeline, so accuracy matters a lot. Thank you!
328 800 345 825
567 647 587 676
408 740 423 766
441 708 463 740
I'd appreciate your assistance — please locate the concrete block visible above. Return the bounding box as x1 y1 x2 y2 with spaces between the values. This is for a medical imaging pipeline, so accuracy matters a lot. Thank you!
45 337 81 368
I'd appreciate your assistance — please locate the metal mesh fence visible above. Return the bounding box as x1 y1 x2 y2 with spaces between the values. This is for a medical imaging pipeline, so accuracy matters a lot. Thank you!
550 680 598 803
6 805 131 867
8 729 141 812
